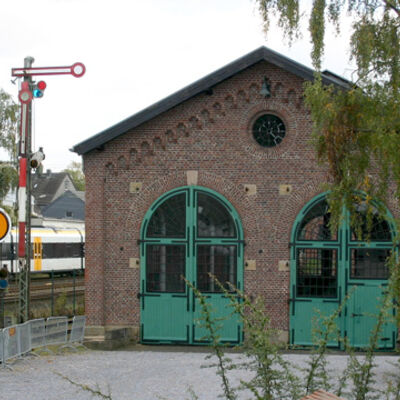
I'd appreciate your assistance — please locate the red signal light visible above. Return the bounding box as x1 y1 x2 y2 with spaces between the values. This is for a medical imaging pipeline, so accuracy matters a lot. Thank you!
37 81 46 90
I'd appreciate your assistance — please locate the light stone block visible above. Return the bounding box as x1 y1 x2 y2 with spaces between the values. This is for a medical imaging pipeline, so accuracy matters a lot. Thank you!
245 260 256 271
186 170 198 185
279 184 292 195
129 258 140 269
278 260 290 271
130 182 142 193
244 184 257 195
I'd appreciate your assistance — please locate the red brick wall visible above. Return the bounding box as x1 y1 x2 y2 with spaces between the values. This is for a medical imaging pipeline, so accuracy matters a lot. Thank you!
83 60 332 331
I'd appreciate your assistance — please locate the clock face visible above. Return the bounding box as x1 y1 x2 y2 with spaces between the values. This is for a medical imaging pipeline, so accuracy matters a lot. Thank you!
252 114 286 147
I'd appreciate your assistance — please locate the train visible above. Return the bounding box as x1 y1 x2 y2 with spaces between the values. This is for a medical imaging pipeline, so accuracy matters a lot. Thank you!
0 227 85 275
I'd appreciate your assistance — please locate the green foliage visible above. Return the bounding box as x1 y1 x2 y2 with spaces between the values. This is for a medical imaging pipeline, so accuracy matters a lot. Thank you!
255 0 400 205
0 162 18 204
0 89 18 207
189 276 362 400
341 289 394 400
189 276 400 400
63 161 85 191
223 286 302 400
187 279 237 400
256 0 400 295
0 89 18 161
55 291 68 315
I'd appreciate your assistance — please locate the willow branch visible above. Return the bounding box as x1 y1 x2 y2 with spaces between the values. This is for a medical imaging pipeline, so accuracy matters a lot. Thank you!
382 0 400 18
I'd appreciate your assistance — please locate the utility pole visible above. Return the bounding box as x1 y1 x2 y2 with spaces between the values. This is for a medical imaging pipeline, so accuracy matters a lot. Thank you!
12 59 85 322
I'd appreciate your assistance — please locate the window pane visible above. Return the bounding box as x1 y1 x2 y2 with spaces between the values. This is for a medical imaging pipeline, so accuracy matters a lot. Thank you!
197 193 236 237
146 245 185 292
197 245 237 292
296 248 337 297
42 243 82 259
297 200 336 241
0 243 12 259
351 249 390 279
147 194 186 238
351 207 392 241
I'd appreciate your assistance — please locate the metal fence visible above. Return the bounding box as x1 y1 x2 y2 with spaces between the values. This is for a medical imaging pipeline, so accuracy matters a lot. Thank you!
0 315 86 368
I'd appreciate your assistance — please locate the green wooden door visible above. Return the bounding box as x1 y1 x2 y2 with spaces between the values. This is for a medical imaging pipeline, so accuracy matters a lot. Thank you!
290 197 342 347
290 194 397 349
290 247 341 347
139 187 243 344
345 244 396 349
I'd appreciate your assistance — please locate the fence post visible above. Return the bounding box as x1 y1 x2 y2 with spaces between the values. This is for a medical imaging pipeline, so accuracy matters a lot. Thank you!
0 276 8 329
73 269 76 315
0 328 3 367
51 270 54 315
0 289 5 329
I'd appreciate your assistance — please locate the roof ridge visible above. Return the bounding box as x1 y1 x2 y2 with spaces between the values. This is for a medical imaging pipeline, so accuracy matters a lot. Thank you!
72 46 349 155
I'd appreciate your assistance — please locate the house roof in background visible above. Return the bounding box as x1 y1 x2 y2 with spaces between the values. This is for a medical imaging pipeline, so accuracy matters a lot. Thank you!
71 46 350 156
32 170 75 209
41 190 85 221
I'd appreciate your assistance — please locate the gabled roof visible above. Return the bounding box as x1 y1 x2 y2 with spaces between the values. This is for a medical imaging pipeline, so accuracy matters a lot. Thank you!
41 190 85 221
71 46 350 156
32 170 76 210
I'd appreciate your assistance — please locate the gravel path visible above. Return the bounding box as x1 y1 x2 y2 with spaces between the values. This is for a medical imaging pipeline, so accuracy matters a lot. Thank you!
0 349 398 400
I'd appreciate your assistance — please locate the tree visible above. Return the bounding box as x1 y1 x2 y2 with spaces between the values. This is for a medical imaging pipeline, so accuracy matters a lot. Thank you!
0 89 18 207
63 161 85 191
0 89 18 161
256 0 400 231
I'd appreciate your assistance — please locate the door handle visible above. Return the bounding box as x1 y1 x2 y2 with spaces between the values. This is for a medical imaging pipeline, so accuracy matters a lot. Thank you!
352 313 363 317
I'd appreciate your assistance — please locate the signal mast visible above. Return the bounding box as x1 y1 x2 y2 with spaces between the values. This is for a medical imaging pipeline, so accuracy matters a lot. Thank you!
11 58 85 322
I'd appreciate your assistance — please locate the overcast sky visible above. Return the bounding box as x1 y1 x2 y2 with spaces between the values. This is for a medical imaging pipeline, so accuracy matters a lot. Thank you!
1 0 355 172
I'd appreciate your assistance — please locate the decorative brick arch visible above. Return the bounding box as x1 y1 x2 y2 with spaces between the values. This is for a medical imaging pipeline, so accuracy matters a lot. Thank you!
123 170 263 260
270 176 331 247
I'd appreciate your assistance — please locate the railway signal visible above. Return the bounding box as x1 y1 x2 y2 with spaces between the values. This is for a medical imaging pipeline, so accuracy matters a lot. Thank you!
12 57 85 323
32 81 47 98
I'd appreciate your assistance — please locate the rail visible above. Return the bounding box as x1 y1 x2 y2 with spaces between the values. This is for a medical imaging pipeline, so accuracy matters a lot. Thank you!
4 273 85 316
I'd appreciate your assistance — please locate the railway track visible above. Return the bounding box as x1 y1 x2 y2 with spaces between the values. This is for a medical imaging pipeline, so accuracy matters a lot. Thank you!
3 275 85 303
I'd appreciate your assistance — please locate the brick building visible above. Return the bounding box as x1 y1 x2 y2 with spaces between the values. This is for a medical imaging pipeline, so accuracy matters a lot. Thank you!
72 47 397 348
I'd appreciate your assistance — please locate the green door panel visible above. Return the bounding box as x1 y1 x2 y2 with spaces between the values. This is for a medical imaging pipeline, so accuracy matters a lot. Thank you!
139 186 244 345
346 284 396 349
290 299 341 347
290 245 341 347
193 294 241 344
141 294 189 343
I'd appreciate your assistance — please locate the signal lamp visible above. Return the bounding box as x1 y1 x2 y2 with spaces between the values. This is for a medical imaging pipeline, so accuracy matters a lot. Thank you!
30 147 45 169
32 81 47 98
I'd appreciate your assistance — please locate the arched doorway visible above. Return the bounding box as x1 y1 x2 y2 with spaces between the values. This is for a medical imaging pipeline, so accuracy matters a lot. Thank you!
139 186 244 344
290 193 397 349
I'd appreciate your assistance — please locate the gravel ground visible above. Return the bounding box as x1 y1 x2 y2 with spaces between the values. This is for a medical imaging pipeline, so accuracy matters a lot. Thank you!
0 348 399 400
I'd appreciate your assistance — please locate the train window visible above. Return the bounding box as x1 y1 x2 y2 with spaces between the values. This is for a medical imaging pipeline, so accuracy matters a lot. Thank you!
0 243 14 260
42 243 82 259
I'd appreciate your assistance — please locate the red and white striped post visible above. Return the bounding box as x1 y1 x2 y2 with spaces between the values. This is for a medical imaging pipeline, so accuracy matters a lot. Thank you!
18 80 32 262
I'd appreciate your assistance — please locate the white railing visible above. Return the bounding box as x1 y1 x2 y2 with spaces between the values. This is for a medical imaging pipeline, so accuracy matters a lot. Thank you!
0 315 86 368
